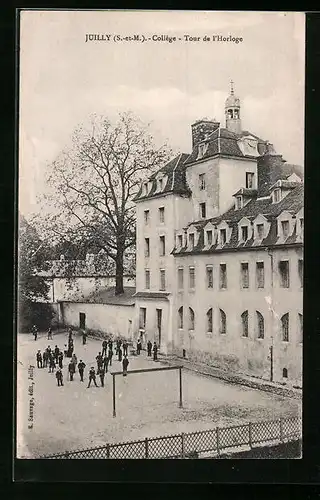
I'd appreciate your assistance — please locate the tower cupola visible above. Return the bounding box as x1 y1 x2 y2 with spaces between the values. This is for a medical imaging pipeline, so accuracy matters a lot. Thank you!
225 80 242 134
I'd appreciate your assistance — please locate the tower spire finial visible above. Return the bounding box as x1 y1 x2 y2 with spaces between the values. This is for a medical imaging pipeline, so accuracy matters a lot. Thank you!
230 79 234 95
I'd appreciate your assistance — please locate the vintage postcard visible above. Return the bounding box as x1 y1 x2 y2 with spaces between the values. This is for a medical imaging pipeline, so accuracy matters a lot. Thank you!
17 10 304 461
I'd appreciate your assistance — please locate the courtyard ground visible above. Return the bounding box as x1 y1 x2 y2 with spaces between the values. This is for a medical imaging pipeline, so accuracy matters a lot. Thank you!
16 331 301 458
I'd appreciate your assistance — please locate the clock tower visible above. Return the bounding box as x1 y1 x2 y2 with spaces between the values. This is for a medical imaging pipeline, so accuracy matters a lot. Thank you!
225 80 242 135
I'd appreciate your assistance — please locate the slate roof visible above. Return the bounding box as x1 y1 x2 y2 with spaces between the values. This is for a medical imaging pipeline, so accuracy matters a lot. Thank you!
173 184 303 255
134 291 170 300
59 286 136 306
134 153 191 201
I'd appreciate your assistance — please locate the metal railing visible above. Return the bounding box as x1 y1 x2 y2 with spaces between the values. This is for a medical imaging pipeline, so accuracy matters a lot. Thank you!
39 415 302 459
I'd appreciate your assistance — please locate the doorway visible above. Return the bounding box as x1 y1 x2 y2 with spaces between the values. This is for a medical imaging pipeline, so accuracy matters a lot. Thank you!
79 312 86 330
156 309 162 346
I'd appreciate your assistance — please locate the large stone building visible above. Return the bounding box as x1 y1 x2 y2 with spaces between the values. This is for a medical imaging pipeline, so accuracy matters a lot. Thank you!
133 84 303 386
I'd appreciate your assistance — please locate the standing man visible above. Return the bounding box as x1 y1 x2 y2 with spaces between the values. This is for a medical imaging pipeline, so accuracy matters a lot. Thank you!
123 340 128 357
56 368 64 387
54 345 60 364
58 351 64 369
43 349 48 368
102 340 108 357
103 354 109 373
96 352 103 373
32 325 38 341
78 360 86 382
47 327 53 340
137 338 142 355
118 346 123 363
153 342 158 361
68 327 73 341
68 360 76 381
87 367 98 388
36 350 42 368
122 355 129 376
49 356 56 373
108 346 114 367
99 367 106 387
82 330 87 345
147 340 152 357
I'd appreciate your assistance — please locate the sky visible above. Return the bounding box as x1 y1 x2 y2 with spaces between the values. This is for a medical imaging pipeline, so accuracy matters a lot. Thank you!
19 10 305 218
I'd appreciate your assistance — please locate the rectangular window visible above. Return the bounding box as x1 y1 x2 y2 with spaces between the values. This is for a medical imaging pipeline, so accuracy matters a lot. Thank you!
220 229 226 245
281 314 289 342
281 220 289 238
279 260 290 288
189 267 195 289
246 172 254 189
256 261 265 288
200 202 206 218
144 210 149 224
241 226 248 241
159 207 165 223
145 269 150 289
273 189 281 203
219 264 227 289
144 183 148 195
139 307 146 329
177 234 183 247
241 262 249 288
257 223 264 240
298 259 303 287
189 233 195 249
199 173 206 190
159 269 166 291
298 313 303 343
178 268 184 289
206 266 213 288
158 179 163 191
159 235 165 256
145 238 150 257
236 196 242 210
206 230 213 246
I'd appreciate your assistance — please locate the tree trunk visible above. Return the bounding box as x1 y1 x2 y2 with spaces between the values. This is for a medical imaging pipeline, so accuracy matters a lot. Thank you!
115 246 124 295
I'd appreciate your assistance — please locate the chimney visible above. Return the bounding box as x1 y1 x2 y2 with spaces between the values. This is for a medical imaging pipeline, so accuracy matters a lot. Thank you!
191 119 220 148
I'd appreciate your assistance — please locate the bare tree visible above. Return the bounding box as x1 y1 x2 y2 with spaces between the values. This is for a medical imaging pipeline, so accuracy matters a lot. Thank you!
40 112 173 295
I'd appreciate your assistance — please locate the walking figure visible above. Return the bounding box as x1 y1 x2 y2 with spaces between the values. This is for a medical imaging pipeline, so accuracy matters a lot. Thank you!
36 350 42 368
118 346 123 362
68 361 76 381
103 354 109 373
78 360 86 382
147 340 152 357
153 342 158 361
123 341 128 357
99 367 106 387
108 339 113 350
54 345 60 363
58 351 64 369
56 368 64 387
49 356 56 373
102 340 108 357
47 327 53 340
43 350 48 368
137 338 142 355
82 330 87 345
71 353 78 367
122 356 129 376
108 347 113 366
32 325 38 341
87 367 98 388
96 352 103 373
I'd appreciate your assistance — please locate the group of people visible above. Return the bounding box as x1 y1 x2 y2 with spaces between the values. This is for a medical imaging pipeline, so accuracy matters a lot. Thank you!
139 339 158 361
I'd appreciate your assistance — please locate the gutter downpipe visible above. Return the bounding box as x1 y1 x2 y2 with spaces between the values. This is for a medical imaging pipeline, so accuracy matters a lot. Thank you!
267 247 274 382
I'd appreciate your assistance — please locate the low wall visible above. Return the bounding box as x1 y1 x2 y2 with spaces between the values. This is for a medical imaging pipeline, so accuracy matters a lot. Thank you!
60 301 134 339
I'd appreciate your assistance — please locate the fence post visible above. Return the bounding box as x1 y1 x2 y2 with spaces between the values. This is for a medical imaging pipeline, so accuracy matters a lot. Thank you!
181 433 185 458
279 418 284 443
145 438 149 459
216 427 220 458
106 444 110 459
248 422 253 449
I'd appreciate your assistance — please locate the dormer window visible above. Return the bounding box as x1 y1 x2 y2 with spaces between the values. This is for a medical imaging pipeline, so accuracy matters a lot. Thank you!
158 178 163 191
300 218 304 234
241 226 248 241
206 230 213 246
236 196 243 210
177 234 183 248
143 182 148 195
220 229 226 245
257 224 264 240
273 189 281 203
281 220 289 239
189 233 195 249
197 143 208 159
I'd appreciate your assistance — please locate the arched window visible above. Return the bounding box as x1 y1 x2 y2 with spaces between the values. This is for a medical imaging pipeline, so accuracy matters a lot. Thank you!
241 310 249 337
207 308 213 333
178 307 183 329
256 311 264 339
188 307 195 331
281 313 289 342
298 313 303 343
283 368 288 378
219 309 226 334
